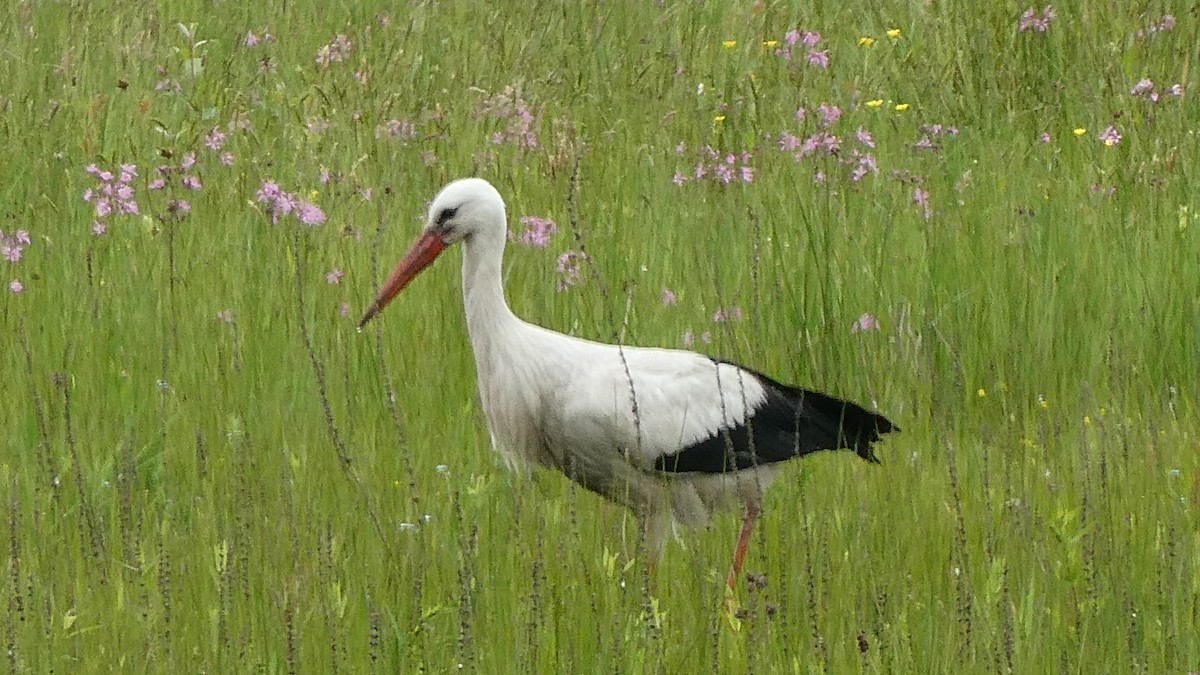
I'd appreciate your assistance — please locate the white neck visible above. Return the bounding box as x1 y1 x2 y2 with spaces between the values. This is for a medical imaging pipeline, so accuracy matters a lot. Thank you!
461 227 520 359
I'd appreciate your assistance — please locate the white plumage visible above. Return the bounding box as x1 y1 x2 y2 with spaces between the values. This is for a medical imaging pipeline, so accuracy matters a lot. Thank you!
360 178 896 590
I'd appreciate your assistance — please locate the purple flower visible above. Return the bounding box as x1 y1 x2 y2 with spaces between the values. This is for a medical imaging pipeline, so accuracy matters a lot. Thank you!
91 221 107 236
1039 131 1051 144
296 201 326 226
256 180 283 204
817 103 841 128
8 279 22 293
712 306 743 323
1019 5 1055 32
783 30 801 46
517 216 558 247
855 126 875 148
682 329 695 347
661 287 677 306
325 268 344 284
1098 125 1121 146
800 31 821 47
167 199 190 215
740 166 754 183
913 187 932 219
375 118 417 140
274 193 296 216
256 179 306 223
1131 78 1159 102
851 313 880 333
84 160 141 225
477 86 541 150
555 250 587 291
315 33 352 67
778 130 800 152
1139 14 1176 37
1169 83 1184 97
849 151 877 182
15 230 29 246
219 152 234 166
180 152 196 171
672 171 686 186
181 175 202 190
1 244 20 263
807 50 829 69
205 127 227 151
675 141 686 155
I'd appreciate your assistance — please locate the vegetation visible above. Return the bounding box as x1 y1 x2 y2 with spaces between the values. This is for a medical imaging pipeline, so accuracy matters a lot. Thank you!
2 1 1196 671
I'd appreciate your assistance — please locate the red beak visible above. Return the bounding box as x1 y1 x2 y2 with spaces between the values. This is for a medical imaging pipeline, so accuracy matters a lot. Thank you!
358 231 446 328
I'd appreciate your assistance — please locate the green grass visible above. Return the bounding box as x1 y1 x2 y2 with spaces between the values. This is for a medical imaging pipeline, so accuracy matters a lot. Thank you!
3 1 1198 672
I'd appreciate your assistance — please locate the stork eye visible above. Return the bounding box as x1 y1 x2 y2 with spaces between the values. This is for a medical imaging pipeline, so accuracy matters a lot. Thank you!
436 207 458 227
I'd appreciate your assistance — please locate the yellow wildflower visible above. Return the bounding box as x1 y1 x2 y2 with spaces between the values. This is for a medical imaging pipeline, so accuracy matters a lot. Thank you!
713 115 726 122
976 388 987 398
722 40 737 49
894 103 910 111
858 37 876 46
866 99 884 108
887 28 901 38
1073 128 1086 136
1083 415 1092 426
762 39 778 47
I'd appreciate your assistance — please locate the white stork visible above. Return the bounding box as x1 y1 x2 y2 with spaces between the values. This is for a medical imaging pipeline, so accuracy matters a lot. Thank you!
360 178 897 591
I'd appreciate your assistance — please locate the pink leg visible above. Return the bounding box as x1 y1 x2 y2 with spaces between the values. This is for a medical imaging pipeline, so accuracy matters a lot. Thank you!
725 503 761 591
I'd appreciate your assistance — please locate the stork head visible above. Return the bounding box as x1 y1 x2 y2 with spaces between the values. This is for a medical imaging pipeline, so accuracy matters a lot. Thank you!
358 178 505 327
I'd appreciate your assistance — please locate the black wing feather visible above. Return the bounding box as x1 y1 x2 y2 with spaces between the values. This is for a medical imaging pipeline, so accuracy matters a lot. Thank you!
653 360 897 474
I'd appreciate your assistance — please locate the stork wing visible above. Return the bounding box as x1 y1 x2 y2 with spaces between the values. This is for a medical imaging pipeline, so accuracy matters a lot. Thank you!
546 346 894 475
546 347 766 472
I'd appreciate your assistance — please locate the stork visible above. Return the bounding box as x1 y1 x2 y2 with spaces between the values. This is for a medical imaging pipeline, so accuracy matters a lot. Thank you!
360 178 897 592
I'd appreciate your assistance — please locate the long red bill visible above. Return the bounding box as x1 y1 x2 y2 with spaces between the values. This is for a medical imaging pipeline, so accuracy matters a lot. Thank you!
358 231 446 328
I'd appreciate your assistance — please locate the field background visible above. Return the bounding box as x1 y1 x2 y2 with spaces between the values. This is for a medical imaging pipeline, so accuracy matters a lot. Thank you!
3 1 1198 672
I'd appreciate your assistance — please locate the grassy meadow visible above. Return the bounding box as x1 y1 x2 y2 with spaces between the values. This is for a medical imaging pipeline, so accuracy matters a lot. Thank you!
3 0 1199 671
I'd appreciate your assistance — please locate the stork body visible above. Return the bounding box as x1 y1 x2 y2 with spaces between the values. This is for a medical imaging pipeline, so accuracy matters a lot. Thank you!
360 178 897 588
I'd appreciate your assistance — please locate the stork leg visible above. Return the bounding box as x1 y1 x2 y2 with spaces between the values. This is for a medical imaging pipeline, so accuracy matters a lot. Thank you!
725 502 761 591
